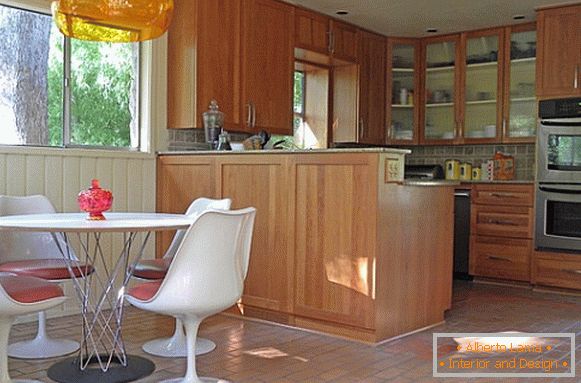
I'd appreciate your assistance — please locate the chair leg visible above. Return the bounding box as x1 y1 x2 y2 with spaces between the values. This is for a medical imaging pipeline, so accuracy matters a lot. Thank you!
0 316 13 383
142 318 216 357
8 311 79 359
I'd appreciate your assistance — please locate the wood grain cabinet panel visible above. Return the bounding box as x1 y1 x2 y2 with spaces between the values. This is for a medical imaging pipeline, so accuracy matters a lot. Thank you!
537 5 581 98
218 156 292 313
469 183 534 282
293 160 376 329
167 0 241 130
330 20 359 62
295 8 329 54
470 236 531 281
358 31 386 145
241 0 294 134
534 252 581 290
156 157 216 255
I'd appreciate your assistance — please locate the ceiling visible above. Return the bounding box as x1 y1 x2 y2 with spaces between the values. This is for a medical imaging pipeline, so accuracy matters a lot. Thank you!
286 0 580 37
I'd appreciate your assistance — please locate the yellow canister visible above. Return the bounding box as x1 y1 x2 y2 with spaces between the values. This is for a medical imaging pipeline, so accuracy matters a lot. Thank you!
459 163 472 181
445 159 460 180
472 167 482 181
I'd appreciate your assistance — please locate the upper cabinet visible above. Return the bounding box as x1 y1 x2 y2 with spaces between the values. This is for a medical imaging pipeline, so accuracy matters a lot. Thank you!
537 5 581 98
419 24 537 145
503 23 537 142
421 35 460 144
167 0 241 130
295 8 330 55
241 0 294 135
330 20 360 63
386 38 420 145
358 31 386 145
462 29 503 143
167 0 293 135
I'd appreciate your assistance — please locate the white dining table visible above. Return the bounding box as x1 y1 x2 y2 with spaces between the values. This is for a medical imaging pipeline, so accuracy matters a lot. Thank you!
0 212 195 383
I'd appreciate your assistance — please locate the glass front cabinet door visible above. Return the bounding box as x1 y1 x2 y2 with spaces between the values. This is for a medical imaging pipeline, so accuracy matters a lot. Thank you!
386 39 419 144
463 29 503 142
503 24 537 142
422 36 459 143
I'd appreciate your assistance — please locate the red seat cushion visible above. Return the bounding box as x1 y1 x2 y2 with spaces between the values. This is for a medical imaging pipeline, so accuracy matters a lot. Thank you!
0 259 94 280
127 281 162 302
0 275 64 303
131 258 170 280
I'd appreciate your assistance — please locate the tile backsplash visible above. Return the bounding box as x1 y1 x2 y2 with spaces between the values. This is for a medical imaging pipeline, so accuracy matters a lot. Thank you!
167 128 251 151
404 144 536 181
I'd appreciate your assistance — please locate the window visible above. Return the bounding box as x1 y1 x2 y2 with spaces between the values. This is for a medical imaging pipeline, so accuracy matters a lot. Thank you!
0 3 140 149
293 71 306 134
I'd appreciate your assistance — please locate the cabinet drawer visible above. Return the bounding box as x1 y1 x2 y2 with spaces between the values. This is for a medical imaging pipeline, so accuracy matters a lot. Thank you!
534 255 581 290
471 205 533 238
473 184 534 206
470 236 531 281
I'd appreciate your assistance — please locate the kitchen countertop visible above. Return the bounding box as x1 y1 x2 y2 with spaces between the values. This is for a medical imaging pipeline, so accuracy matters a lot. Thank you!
403 180 461 187
158 147 411 155
459 180 534 185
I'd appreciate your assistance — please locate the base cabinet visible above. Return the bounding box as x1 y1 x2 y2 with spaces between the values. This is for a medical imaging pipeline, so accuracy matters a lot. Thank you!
533 251 581 290
157 152 453 342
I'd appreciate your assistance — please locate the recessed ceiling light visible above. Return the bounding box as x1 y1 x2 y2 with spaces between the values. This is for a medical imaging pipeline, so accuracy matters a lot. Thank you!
426 28 438 33
513 14 525 20
336 10 349 16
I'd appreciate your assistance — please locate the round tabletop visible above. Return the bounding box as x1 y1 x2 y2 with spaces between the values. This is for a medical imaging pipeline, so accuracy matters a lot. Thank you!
0 212 195 232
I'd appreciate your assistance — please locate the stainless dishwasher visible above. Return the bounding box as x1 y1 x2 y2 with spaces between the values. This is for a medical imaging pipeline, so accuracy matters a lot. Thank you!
454 189 472 280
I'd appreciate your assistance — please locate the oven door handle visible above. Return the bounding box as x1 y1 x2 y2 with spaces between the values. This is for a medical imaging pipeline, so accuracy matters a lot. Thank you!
539 185 581 194
541 117 581 126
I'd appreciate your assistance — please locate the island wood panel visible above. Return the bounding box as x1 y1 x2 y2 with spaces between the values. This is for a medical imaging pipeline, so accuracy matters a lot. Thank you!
217 156 292 313
156 156 216 256
292 154 377 330
375 183 454 340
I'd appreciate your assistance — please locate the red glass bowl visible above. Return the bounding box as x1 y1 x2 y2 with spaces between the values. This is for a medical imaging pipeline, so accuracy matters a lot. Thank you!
78 179 113 220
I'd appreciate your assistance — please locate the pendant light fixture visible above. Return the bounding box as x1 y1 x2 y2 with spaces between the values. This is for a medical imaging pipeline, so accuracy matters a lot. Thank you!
51 0 174 43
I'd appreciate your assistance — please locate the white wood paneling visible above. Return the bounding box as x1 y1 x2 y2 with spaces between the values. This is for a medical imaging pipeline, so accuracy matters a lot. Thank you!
0 149 156 320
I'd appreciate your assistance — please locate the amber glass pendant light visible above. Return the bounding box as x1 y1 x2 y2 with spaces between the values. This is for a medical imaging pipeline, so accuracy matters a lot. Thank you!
51 0 174 43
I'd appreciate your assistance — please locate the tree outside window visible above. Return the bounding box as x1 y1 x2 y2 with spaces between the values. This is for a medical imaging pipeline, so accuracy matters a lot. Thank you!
0 4 139 149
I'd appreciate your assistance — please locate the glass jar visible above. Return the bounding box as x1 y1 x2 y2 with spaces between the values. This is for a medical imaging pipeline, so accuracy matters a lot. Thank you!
203 100 224 149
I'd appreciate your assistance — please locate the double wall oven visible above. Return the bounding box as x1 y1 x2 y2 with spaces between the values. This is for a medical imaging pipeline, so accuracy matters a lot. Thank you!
536 97 581 252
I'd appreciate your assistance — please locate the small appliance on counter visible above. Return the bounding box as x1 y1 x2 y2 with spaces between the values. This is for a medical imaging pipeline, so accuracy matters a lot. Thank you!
445 159 460 180
404 164 444 180
459 162 472 181
203 99 224 149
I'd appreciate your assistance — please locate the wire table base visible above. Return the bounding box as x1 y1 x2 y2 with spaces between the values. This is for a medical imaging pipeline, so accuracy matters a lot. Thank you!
47 231 155 383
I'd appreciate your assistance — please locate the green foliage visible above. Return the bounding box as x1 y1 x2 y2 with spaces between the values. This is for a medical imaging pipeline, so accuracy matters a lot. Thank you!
47 29 136 147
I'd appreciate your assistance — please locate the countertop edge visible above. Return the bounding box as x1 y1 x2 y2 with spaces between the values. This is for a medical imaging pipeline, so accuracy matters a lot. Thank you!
402 180 461 187
158 148 412 155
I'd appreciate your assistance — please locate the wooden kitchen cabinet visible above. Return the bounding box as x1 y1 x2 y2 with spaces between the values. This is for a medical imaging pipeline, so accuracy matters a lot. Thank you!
537 4 581 98
157 154 293 314
329 20 359 63
295 8 330 54
241 0 294 135
386 38 420 145
158 151 453 343
469 183 534 282
167 0 241 130
533 251 581 290
358 31 386 145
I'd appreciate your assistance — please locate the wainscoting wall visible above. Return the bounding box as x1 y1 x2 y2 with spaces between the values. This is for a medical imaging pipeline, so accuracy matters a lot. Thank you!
0 147 157 319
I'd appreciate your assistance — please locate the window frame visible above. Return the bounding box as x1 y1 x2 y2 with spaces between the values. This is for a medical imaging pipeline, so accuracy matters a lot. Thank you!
0 0 151 153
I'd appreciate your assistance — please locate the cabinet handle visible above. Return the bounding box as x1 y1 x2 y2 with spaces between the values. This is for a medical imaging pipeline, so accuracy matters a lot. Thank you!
327 30 334 54
486 255 513 262
246 103 252 127
502 118 507 137
487 219 519 226
489 192 519 198
251 104 256 128
575 64 579 89
359 118 365 139
562 269 581 276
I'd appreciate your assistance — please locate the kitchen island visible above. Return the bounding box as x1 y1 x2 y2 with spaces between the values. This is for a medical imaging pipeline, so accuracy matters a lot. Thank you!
157 149 454 343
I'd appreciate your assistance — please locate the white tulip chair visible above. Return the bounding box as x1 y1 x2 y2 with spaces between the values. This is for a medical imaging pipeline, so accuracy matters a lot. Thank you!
131 197 232 358
0 195 93 359
127 208 256 383
0 274 67 382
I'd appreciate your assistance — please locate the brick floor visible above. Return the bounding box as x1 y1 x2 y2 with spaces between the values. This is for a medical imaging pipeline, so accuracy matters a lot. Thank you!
7 280 581 382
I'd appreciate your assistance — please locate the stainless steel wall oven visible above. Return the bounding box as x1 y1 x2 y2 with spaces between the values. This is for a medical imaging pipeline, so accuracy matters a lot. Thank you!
536 97 581 252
